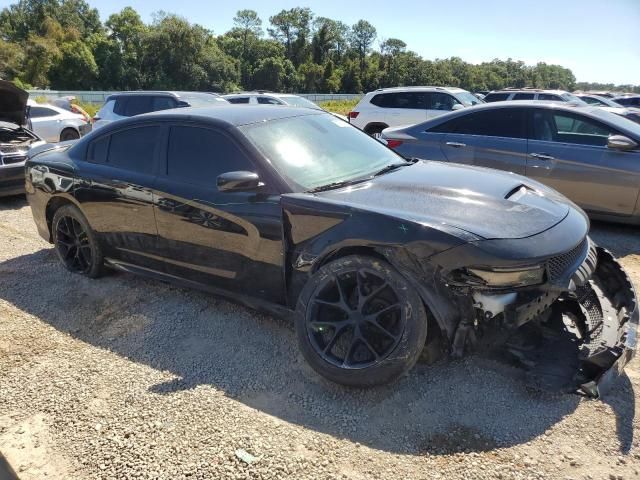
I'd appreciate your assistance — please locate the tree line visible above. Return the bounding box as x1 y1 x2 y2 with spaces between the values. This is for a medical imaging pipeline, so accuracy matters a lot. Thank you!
0 1 637 94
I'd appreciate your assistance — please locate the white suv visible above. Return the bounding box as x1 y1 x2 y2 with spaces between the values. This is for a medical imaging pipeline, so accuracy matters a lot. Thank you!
348 86 483 135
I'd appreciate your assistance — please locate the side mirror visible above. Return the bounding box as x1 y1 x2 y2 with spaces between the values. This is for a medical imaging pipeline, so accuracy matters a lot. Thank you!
451 104 465 111
217 171 261 192
608 134 638 151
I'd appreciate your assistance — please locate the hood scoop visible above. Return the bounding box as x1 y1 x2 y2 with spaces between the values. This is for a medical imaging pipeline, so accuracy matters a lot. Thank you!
505 184 531 200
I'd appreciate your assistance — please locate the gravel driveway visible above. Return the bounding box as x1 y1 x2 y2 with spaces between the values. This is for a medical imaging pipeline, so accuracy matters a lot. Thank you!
1 195 639 480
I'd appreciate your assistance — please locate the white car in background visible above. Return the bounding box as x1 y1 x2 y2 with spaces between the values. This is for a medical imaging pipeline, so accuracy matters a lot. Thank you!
26 100 90 142
347 86 484 136
222 92 348 121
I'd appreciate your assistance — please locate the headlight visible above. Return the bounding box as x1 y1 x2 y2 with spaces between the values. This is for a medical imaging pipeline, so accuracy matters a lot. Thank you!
467 266 545 288
448 265 545 288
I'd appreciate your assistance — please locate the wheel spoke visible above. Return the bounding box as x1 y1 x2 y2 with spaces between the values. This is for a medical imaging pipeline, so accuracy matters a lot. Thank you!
358 334 380 360
313 298 349 313
56 239 73 249
64 217 75 238
341 338 359 367
323 324 349 354
359 281 389 310
365 319 398 340
372 303 400 320
333 274 351 311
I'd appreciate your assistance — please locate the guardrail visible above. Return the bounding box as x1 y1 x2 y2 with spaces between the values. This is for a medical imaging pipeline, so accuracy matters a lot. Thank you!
27 90 362 104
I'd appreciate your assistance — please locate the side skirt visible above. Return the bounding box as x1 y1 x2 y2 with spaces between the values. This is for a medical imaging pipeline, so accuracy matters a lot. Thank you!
104 257 296 322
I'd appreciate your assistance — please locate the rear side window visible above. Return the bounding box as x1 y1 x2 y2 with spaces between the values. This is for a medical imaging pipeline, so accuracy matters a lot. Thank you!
538 94 562 101
513 93 535 100
29 107 58 118
152 96 177 111
431 108 526 138
112 97 128 116
370 92 426 109
88 136 110 164
483 93 510 102
107 126 159 174
166 126 253 185
123 96 154 116
227 97 250 104
257 96 282 105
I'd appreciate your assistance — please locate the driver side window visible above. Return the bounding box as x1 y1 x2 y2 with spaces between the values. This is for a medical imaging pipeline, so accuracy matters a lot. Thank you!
531 110 616 147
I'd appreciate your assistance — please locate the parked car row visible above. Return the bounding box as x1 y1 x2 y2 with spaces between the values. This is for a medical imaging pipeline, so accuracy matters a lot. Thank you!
22 103 638 394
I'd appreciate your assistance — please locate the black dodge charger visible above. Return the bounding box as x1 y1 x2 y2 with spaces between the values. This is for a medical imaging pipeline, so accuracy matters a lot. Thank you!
25 106 637 395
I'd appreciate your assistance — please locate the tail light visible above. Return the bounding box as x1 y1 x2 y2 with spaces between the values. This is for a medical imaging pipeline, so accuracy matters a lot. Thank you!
348 111 359 120
385 139 403 149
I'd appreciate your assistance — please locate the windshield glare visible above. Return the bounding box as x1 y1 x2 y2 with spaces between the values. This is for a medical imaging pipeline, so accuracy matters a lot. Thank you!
560 93 588 105
180 94 229 107
456 91 485 106
241 114 404 191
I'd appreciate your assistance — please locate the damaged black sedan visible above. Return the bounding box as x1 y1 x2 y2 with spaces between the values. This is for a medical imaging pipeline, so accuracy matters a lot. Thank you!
25 106 637 396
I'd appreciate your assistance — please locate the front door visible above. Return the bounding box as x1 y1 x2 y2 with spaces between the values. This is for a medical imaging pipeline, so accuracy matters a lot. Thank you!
526 108 640 216
153 124 285 302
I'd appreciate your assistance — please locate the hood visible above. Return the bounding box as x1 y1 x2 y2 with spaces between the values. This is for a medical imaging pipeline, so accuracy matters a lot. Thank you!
305 161 571 240
0 80 28 126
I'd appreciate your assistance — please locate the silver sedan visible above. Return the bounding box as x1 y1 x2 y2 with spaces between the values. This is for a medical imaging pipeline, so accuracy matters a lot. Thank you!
382 101 640 224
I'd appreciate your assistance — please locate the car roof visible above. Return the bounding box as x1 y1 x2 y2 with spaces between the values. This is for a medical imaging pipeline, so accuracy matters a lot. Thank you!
397 100 640 136
107 91 220 100
369 86 467 94
122 105 325 128
489 89 568 94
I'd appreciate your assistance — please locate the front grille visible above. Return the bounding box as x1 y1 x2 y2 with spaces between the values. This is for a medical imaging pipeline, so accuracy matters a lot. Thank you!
1 155 27 165
547 238 589 282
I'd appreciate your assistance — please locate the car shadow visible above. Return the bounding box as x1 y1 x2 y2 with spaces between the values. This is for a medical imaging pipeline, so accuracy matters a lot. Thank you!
590 220 640 258
0 195 27 211
0 248 635 455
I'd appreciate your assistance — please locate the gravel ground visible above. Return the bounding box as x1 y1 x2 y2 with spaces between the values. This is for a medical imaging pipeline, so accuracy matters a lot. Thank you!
1 194 639 480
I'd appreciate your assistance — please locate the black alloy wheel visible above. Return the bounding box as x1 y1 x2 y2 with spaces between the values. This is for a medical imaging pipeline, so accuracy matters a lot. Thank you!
307 268 404 368
296 255 428 386
52 205 104 278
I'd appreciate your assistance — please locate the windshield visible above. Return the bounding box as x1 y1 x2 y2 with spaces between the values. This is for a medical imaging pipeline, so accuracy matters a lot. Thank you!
179 94 229 107
456 91 485 106
560 93 588 105
281 96 323 110
240 113 405 191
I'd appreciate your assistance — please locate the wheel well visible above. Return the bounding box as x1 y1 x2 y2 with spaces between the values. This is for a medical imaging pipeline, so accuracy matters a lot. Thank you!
60 127 79 138
312 246 387 273
364 123 388 134
45 197 75 241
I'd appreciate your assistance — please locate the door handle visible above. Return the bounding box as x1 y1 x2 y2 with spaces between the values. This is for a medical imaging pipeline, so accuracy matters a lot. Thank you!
445 142 466 148
530 153 555 160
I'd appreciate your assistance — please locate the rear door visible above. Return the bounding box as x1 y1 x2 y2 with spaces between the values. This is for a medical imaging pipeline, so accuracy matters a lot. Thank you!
383 92 428 127
438 108 528 174
526 108 640 216
73 123 163 269
153 124 285 301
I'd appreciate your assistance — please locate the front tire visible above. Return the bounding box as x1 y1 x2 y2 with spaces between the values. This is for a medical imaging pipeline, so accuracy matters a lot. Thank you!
296 255 428 387
52 204 104 278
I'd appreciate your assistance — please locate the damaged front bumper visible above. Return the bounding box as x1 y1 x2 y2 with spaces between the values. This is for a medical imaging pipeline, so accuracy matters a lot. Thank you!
468 243 638 398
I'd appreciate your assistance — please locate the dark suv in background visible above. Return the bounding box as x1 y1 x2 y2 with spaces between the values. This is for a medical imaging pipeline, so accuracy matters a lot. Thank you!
93 91 229 130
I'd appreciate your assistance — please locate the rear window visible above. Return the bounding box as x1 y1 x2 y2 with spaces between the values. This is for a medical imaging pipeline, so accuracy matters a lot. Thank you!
227 97 250 104
258 96 282 105
513 93 535 100
107 126 159 174
483 93 510 102
88 135 110 164
113 96 171 117
431 108 526 138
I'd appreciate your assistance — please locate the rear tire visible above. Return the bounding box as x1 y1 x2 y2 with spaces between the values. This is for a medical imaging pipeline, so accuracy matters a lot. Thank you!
52 204 104 278
60 128 80 142
296 255 428 387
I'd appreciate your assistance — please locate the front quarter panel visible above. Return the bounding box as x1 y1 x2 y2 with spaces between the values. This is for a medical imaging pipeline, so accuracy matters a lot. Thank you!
281 193 468 320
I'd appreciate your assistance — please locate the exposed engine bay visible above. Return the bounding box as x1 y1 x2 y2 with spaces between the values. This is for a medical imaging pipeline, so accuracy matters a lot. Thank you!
0 123 41 165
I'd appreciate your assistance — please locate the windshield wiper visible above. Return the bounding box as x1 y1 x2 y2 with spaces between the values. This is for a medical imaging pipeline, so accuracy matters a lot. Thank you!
373 162 412 177
307 178 368 193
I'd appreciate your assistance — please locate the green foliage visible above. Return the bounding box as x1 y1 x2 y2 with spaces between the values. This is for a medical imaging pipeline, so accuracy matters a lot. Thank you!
0 2 635 94
318 98 359 115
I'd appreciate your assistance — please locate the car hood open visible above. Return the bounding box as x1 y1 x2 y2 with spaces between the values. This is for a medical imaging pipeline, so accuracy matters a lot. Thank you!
307 160 571 240
0 80 28 126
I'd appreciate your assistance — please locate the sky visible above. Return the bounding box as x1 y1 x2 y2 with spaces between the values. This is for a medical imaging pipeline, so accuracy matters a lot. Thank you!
10 0 640 84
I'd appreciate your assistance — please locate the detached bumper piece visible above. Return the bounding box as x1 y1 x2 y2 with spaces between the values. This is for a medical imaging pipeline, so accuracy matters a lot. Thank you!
501 248 637 398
